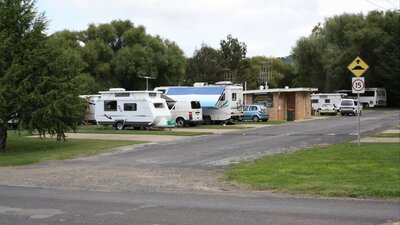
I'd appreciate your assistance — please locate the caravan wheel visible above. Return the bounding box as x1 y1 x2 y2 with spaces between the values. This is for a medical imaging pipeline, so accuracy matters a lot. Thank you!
115 122 125 130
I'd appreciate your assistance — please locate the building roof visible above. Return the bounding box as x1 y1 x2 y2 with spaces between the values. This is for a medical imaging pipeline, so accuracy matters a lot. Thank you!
244 87 318 94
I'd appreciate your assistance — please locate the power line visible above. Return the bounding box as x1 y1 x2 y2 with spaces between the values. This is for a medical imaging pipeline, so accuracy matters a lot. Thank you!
383 0 398 8
366 0 389 10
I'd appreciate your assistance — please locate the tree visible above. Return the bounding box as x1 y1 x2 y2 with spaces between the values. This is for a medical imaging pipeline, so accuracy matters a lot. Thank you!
185 44 224 84
0 0 89 151
219 34 249 82
292 10 399 106
242 57 295 90
75 20 185 91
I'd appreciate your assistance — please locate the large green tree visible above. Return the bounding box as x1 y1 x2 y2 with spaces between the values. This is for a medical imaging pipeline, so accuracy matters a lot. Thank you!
75 20 186 91
185 44 224 85
0 0 88 151
220 34 249 82
185 35 250 85
292 10 399 106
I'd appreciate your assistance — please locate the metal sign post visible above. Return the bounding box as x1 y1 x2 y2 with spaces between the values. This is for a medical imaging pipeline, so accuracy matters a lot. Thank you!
348 56 368 146
351 76 365 146
357 93 361 146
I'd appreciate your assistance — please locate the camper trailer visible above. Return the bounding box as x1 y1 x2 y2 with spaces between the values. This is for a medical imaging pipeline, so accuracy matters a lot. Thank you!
155 81 243 124
94 88 174 130
80 95 101 125
311 93 347 112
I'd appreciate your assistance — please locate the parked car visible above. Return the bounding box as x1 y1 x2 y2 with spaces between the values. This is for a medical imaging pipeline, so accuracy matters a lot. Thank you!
317 103 338 115
169 100 203 127
339 99 363 116
240 105 269 122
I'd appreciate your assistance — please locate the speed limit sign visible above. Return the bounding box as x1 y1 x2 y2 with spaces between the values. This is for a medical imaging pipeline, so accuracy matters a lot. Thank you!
352 77 365 94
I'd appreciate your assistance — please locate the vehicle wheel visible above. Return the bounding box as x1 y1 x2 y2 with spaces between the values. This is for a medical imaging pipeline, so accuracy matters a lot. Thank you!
203 116 211 125
341 113 345 116
252 116 260 122
115 122 124 130
176 117 186 127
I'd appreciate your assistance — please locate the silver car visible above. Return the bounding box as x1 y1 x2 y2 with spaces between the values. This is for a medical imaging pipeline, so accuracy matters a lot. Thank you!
318 103 338 115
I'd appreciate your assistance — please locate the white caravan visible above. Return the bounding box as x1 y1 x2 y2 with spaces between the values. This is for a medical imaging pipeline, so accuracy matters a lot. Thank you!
79 95 101 124
95 88 174 130
155 81 243 124
311 93 347 111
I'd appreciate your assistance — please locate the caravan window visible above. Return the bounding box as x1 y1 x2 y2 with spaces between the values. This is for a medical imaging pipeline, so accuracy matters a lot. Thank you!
311 99 318 103
232 93 237 101
325 99 331 103
153 103 165 108
104 101 117 111
124 103 137 111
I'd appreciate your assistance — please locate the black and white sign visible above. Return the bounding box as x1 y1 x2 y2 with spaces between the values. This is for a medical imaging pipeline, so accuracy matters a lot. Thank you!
352 77 365 94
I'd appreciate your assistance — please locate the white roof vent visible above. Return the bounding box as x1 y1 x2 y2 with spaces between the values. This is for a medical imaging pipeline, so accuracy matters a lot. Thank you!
109 88 126 92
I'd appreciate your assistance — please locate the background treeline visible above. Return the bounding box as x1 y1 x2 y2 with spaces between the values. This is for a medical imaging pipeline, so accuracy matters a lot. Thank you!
0 0 398 151
52 11 398 106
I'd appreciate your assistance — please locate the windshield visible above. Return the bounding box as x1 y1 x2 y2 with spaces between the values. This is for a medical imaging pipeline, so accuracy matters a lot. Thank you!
341 100 353 106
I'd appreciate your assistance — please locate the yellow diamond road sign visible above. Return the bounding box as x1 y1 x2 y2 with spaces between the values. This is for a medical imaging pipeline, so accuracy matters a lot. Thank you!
348 56 369 77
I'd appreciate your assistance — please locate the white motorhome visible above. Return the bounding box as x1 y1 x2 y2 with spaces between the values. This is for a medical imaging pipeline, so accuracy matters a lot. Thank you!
155 81 243 124
311 93 347 112
95 88 174 130
79 95 101 124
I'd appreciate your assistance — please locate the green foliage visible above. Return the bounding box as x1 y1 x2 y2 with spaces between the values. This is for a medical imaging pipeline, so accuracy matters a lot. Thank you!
185 44 224 84
242 57 295 89
0 0 92 151
226 143 400 199
74 20 186 91
292 10 400 106
220 34 249 82
185 35 250 85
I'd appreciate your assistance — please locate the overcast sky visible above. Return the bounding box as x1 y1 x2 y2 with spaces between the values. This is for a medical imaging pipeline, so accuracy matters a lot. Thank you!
36 0 398 57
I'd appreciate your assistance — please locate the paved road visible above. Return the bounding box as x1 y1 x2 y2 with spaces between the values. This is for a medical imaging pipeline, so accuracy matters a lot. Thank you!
0 109 399 224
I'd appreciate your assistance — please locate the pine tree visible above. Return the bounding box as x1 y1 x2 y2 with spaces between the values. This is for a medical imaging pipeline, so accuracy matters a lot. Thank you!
0 0 87 151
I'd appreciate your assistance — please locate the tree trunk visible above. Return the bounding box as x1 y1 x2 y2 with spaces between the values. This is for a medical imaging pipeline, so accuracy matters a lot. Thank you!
0 126 7 152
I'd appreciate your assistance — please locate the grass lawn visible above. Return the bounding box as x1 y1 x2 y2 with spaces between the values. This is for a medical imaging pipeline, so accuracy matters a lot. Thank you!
76 125 211 136
371 133 400 138
0 132 145 167
226 143 400 199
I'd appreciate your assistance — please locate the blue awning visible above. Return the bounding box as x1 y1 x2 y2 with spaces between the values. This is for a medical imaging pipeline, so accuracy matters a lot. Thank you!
166 87 225 108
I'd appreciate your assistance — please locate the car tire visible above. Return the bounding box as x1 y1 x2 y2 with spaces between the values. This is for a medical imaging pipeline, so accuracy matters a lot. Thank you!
176 117 186 127
252 116 260 122
203 116 211 125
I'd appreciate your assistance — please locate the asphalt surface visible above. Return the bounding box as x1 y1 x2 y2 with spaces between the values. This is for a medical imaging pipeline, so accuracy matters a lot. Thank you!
0 109 399 225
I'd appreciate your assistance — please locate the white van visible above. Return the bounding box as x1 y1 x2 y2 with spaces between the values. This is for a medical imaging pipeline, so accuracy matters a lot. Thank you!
169 101 203 127
339 99 363 116
95 88 175 130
